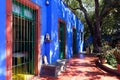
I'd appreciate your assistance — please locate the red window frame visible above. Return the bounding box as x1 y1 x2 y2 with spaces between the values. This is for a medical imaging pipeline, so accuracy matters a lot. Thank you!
6 0 40 79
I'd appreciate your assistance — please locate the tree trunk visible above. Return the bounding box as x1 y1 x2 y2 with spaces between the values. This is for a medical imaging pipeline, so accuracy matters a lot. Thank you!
76 0 102 52
93 0 101 52
74 0 120 53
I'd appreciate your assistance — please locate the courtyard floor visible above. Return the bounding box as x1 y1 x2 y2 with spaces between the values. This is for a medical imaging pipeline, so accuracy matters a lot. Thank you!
37 54 120 80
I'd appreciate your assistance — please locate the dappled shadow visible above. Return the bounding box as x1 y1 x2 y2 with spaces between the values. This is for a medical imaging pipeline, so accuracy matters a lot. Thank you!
40 76 58 80
85 71 106 80
85 71 106 76
69 62 97 67
39 54 120 80
61 70 83 76
85 71 120 80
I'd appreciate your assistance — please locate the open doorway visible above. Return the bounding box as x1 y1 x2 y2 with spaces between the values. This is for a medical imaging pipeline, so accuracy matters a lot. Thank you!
58 19 66 59
72 27 77 55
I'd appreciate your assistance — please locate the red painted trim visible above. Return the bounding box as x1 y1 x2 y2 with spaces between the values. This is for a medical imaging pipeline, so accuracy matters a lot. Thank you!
58 18 66 58
17 0 41 76
34 8 41 76
6 0 41 79
16 0 39 10
6 0 12 80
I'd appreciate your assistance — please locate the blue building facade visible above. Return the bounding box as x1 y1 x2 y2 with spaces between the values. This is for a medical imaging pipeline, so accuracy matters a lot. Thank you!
40 0 84 63
0 0 84 80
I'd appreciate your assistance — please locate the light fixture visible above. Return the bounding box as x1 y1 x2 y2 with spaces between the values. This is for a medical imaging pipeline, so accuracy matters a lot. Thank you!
45 0 49 6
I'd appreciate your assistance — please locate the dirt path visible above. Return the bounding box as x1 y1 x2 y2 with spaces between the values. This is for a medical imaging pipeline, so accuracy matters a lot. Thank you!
39 54 120 80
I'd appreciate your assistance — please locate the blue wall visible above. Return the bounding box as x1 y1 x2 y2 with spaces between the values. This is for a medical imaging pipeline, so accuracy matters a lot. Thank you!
0 0 84 79
0 0 6 80
46 0 84 63
32 0 84 64
32 0 47 57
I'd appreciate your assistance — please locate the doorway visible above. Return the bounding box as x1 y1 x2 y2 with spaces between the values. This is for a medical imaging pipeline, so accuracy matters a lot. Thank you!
12 15 35 78
72 27 77 55
6 0 40 80
58 19 66 59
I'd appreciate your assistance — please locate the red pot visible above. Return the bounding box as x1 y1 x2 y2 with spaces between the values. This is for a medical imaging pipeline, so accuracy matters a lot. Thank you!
117 64 120 72
100 58 107 64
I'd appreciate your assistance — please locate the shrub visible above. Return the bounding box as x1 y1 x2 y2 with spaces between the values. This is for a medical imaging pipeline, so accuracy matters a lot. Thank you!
106 52 117 68
113 48 120 64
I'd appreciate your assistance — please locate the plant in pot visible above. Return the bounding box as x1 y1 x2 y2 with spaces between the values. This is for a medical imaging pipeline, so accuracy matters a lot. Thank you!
98 53 107 64
113 43 120 71
113 49 120 71
106 50 117 68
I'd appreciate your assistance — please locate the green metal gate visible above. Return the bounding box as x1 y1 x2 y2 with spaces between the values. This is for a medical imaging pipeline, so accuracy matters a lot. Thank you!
12 1 35 79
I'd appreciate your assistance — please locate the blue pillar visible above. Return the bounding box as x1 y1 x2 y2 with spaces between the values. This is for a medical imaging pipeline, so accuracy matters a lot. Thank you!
45 0 52 64
0 0 6 80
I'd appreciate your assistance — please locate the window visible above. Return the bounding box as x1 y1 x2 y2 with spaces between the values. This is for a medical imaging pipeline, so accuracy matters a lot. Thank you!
81 30 84 42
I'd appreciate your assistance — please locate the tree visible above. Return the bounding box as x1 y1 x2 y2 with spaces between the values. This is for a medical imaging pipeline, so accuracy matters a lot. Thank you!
63 0 120 52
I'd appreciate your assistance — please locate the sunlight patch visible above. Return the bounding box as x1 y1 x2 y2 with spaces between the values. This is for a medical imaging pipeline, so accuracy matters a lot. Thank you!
41 35 44 45
0 50 6 63
54 42 58 51
0 68 6 76
50 50 53 63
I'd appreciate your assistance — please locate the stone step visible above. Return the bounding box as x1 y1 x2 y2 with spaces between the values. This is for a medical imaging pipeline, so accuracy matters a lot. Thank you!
40 59 67 77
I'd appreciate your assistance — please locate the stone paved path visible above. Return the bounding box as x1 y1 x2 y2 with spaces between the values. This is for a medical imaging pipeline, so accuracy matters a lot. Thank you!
38 54 120 80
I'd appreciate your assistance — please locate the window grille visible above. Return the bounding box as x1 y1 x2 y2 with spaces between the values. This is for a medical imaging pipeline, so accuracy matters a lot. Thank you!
12 0 36 79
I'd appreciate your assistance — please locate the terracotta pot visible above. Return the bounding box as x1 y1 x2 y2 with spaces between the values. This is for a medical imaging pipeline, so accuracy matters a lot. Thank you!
117 64 120 72
100 58 107 64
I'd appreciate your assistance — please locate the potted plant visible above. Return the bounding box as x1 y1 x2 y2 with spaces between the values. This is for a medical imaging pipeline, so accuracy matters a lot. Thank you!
106 50 117 68
98 53 107 64
113 42 120 71
113 48 120 71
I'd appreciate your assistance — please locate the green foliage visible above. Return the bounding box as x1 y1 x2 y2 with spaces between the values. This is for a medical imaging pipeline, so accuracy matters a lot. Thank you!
106 52 117 68
100 41 112 53
63 0 100 40
113 8 120 32
101 14 114 35
98 48 117 68
101 7 120 36
98 53 106 59
63 0 120 48
113 47 120 64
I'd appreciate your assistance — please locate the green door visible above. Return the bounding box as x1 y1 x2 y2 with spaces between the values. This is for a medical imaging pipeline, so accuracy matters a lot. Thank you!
59 22 66 59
